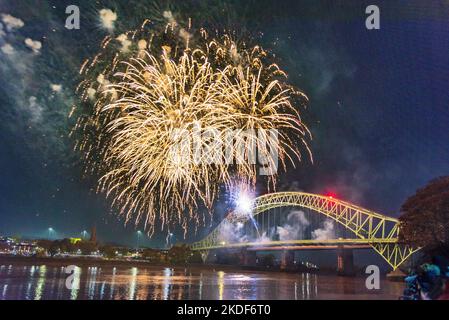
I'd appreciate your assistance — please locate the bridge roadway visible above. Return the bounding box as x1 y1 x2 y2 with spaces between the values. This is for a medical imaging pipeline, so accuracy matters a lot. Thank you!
195 239 378 275
195 238 397 251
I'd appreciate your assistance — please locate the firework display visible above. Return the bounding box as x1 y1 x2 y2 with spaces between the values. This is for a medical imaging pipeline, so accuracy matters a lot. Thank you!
72 19 311 235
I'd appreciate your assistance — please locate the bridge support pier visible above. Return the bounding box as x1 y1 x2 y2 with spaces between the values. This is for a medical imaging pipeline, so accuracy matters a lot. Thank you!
200 250 209 264
280 250 295 270
242 250 257 266
337 245 355 276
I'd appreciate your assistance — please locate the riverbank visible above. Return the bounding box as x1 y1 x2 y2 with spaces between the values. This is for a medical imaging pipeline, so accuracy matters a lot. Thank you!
0 254 217 269
0 254 286 273
0 254 386 278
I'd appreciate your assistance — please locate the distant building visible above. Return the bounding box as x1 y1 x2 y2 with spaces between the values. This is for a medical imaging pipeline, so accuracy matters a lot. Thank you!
0 237 38 255
69 238 82 244
0 237 14 245
0 237 13 253
13 242 37 255
90 226 97 243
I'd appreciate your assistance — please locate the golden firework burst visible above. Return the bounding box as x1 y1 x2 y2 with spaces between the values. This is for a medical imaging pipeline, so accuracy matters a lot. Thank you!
72 20 311 236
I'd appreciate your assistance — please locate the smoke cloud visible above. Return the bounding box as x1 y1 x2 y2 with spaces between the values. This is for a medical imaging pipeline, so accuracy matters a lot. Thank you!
277 210 310 241
312 220 335 240
99 9 117 32
24 38 41 54
217 210 336 244
1 13 24 31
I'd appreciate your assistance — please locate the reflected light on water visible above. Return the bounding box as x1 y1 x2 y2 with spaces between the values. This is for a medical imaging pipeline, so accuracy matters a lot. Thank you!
0 264 404 300
87 267 98 299
34 265 46 300
128 267 137 300
70 266 81 300
199 272 203 300
217 271 225 300
163 268 172 300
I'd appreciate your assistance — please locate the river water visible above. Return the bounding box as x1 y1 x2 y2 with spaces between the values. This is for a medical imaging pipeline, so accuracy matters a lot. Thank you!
0 263 404 300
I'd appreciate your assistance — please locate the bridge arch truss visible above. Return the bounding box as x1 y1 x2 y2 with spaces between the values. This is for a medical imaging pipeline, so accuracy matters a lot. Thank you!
191 192 419 270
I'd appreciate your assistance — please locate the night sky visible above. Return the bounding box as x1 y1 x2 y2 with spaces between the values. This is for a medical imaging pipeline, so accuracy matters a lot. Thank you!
0 0 448 248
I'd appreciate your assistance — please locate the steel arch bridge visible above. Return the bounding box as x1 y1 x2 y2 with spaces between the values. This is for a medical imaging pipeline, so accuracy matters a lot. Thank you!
190 192 419 270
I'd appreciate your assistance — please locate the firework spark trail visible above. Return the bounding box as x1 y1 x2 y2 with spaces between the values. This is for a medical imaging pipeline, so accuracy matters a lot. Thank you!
72 19 312 236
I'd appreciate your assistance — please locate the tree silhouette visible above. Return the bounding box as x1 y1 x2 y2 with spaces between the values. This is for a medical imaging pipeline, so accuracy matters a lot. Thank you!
167 244 192 265
399 176 449 256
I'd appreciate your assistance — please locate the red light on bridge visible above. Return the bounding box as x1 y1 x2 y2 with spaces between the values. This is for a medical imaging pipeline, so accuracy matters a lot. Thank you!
326 192 337 199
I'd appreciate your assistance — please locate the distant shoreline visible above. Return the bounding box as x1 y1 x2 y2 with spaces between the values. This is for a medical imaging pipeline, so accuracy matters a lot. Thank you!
0 255 282 272
0 255 217 269
0 254 370 277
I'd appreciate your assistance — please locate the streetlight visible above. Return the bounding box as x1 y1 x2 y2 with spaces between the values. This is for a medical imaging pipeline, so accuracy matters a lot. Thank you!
166 232 174 249
136 230 142 250
81 230 88 239
48 227 54 240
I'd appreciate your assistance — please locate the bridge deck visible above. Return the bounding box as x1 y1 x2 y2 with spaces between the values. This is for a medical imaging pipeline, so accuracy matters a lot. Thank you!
247 245 371 251
191 238 398 251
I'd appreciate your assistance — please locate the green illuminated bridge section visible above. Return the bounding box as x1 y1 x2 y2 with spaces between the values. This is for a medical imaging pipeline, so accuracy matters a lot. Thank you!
190 192 419 270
